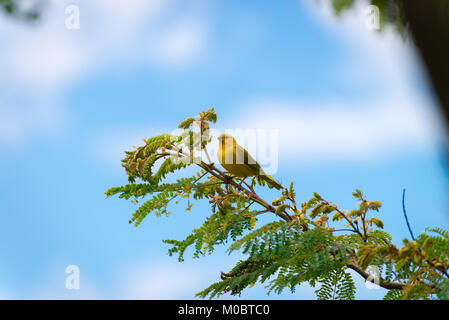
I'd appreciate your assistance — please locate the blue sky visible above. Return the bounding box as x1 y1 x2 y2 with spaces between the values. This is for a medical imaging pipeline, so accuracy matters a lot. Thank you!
0 0 448 299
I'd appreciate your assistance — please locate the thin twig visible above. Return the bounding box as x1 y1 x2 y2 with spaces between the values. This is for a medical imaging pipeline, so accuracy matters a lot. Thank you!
241 200 255 214
331 204 365 240
332 229 359 234
199 161 292 221
159 141 293 222
402 189 415 241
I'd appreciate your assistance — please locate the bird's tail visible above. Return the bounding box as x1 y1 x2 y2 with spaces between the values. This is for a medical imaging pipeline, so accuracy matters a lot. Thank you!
258 175 283 190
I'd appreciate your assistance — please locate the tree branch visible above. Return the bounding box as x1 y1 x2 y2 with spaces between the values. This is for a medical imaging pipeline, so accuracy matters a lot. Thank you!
400 0 449 138
198 161 293 222
347 261 406 290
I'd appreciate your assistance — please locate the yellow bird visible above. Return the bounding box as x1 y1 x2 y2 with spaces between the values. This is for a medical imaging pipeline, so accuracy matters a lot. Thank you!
217 133 283 190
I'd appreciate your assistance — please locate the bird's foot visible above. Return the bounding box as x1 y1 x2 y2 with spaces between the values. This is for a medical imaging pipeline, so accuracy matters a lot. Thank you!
223 175 233 185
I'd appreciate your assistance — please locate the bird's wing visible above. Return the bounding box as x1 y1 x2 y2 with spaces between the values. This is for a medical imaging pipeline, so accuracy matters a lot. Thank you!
238 145 264 175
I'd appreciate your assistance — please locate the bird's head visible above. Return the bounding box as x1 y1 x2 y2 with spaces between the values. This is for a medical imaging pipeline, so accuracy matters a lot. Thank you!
217 133 236 147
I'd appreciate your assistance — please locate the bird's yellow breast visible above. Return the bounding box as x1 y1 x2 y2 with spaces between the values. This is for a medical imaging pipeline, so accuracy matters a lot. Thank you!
217 143 259 177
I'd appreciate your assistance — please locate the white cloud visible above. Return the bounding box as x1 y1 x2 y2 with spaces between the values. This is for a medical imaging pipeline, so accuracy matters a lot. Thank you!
212 0 443 164
47 0 443 167
118 260 209 299
0 289 8 300
35 281 102 300
208 1 444 165
17 258 211 299
28 261 104 299
0 0 208 149
151 21 207 68
92 95 441 171
5 34 86 91
225 96 440 164
305 0 420 96
90 125 168 170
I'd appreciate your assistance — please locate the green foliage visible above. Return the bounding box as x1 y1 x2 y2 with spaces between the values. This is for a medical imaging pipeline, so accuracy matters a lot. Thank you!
315 268 356 300
383 289 403 300
107 108 449 300
332 0 355 15
330 0 407 36
105 107 219 226
356 227 449 299
163 201 261 261
435 279 449 300
0 0 41 20
196 224 351 298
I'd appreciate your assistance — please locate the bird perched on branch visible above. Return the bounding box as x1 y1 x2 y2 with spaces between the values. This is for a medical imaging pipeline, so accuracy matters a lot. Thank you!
217 133 283 190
